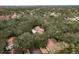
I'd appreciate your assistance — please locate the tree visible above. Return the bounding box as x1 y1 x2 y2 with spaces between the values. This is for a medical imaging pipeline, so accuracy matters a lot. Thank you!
0 8 79 54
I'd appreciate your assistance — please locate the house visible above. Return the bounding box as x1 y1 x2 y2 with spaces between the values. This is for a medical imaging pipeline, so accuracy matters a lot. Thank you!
0 15 6 20
11 12 17 19
40 38 57 54
45 38 57 53
5 15 10 20
5 36 16 54
45 39 69 53
32 26 44 34
5 36 28 54
0 15 11 20
6 37 15 47
46 38 56 49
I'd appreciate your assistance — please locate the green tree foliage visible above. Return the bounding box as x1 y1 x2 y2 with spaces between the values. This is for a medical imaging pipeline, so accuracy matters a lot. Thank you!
0 8 79 53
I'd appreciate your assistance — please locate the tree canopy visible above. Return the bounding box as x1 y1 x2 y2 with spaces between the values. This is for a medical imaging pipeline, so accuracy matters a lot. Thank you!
0 8 79 53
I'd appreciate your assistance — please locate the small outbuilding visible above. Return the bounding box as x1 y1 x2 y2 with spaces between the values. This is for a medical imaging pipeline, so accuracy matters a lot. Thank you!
32 26 44 34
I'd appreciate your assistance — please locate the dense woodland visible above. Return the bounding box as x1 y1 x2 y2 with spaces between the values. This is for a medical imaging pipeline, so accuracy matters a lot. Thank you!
0 7 79 54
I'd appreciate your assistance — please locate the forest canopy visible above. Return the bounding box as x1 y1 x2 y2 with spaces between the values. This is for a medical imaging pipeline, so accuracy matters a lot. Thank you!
0 8 79 53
